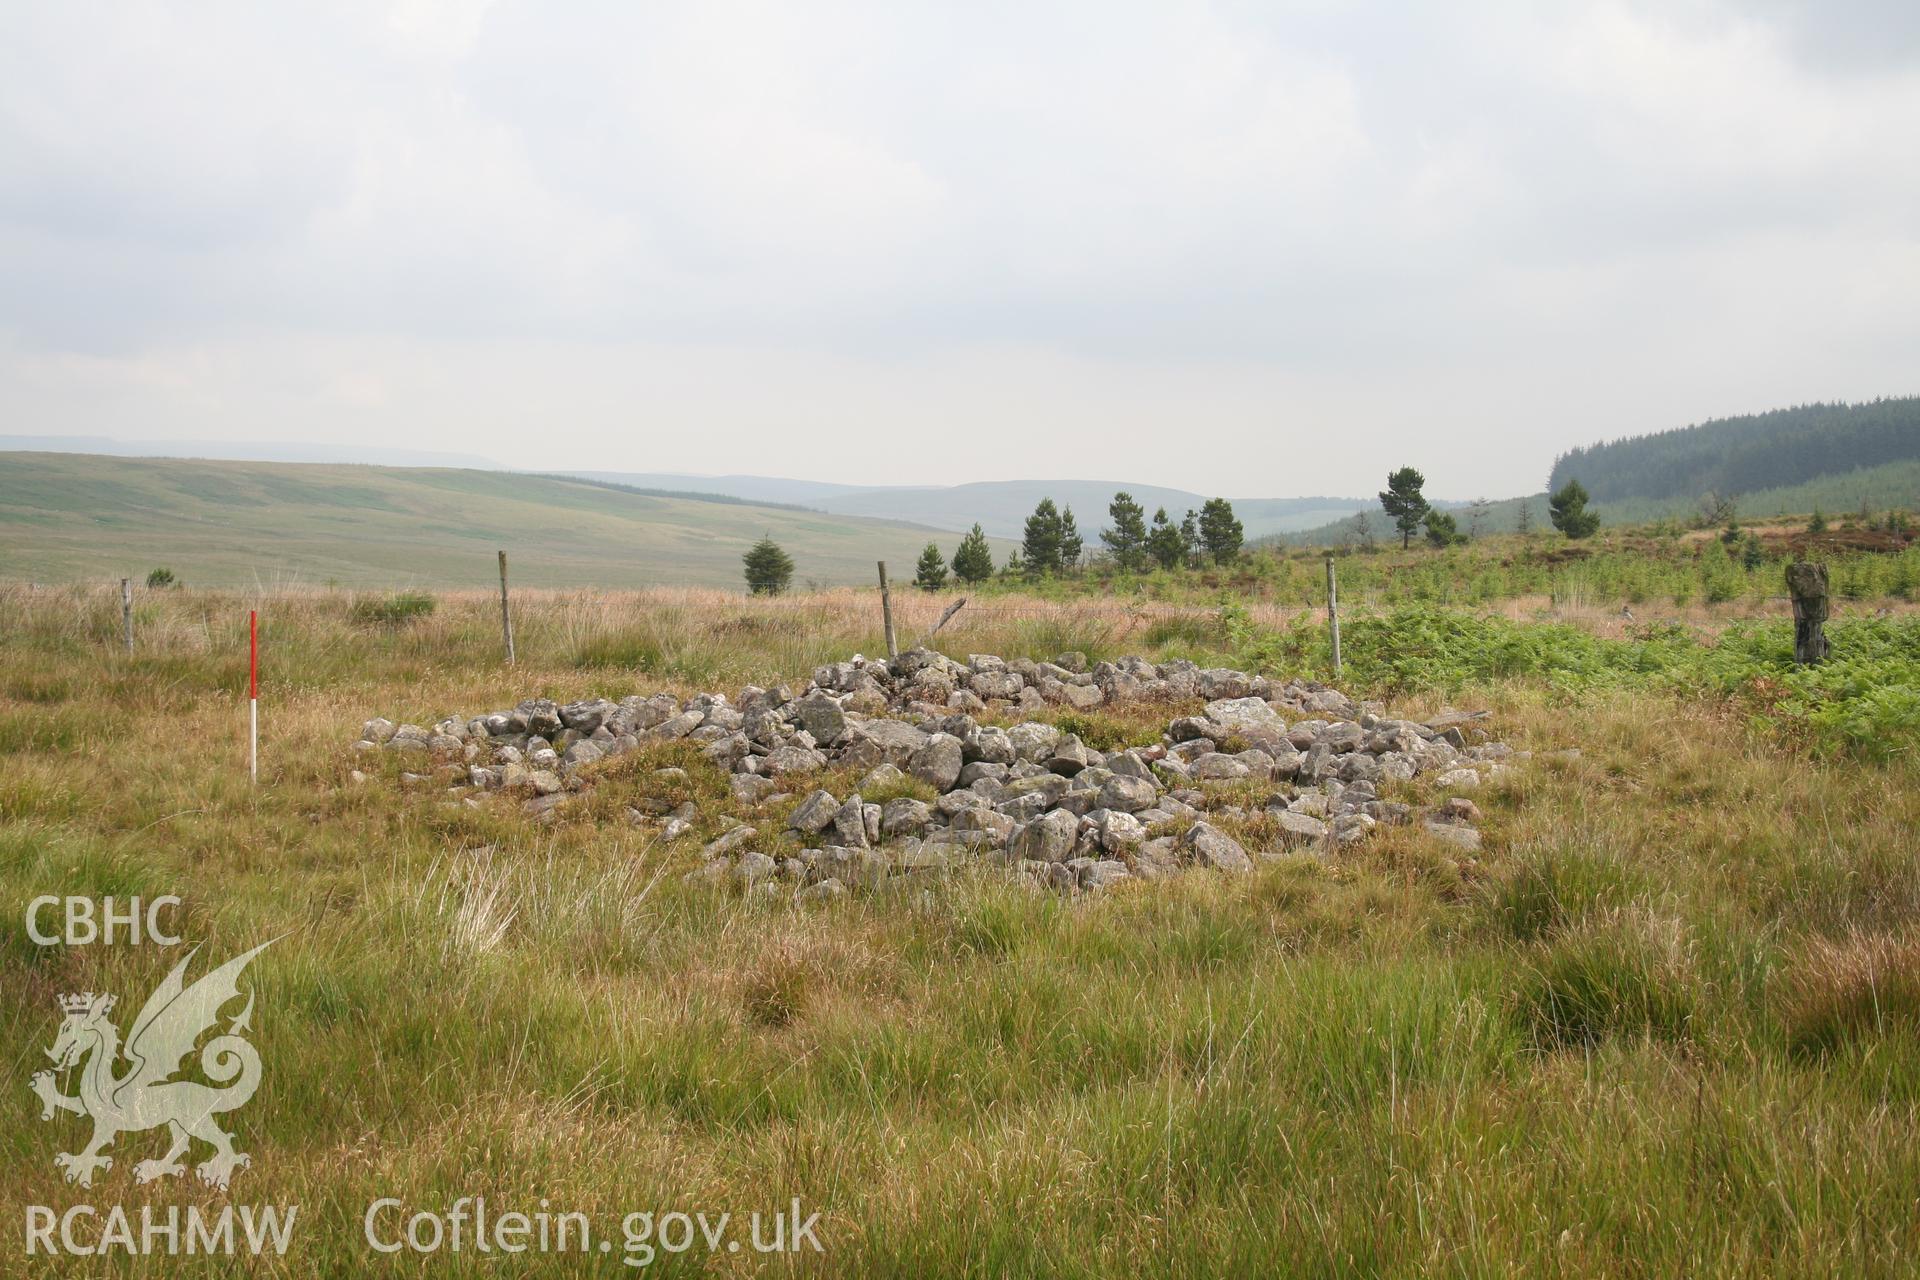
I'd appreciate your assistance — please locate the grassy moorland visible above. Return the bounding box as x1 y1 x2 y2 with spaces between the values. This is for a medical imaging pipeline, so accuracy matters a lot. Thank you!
0 452 1008 590
1005 517 1920 613
2 583 1917 1277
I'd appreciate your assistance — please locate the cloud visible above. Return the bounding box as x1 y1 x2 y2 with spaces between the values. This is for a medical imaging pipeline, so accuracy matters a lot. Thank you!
1 0 1916 496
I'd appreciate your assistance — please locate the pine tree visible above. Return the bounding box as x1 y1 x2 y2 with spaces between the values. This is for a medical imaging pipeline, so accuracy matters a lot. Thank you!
1180 510 1201 566
1741 532 1765 571
1379 467 1431 549
1102 491 1149 571
913 542 948 591
951 523 994 584
1022 499 1064 576
999 551 1025 580
1547 480 1601 539
1516 500 1534 535
1197 498 1244 565
1468 497 1491 539
1807 508 1828 534
742 536 794 595
1147 508 1186 570
1423 509 1465 547
1058 505 1084 572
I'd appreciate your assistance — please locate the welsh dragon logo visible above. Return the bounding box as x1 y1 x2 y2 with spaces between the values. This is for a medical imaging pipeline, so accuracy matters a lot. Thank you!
30 940 276 1190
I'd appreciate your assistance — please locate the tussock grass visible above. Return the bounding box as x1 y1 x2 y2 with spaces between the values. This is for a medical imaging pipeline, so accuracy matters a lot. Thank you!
1776 931 1920 1057
347 590 437 626
1514 908 1701 1050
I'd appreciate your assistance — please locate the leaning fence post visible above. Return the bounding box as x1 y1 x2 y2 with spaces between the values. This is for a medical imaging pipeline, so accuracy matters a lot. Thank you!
1786 561 1829 665
877 560 898 658
919 596 968 648
121 577 134 654
497 549 516 665
1325 555 1342 678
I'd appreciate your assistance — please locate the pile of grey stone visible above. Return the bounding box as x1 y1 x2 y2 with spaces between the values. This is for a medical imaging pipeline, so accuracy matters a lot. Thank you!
353 649 1524 900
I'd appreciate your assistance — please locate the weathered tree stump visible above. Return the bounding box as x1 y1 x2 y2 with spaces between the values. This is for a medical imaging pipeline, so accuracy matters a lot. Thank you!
1786 561 1830 665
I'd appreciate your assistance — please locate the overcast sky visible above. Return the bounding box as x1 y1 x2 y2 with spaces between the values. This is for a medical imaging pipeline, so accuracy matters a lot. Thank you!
2 0 1917 498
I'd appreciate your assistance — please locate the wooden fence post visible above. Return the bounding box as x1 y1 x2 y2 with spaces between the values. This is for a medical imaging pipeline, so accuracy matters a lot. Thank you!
121 577 134 654
249 608 258 784
1786 561 1829 665
497 550 516 665
877 560 898 658
1325 556 1342 679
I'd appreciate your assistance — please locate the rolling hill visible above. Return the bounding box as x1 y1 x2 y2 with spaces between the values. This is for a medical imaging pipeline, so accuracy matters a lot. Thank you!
1547 397 1920 504
1274 458 1920 548
1274 398 1920 547
579 472 1367 541
0 453 1010 589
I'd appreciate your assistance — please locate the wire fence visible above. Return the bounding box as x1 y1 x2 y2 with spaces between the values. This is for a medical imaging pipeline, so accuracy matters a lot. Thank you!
7 560 1910 664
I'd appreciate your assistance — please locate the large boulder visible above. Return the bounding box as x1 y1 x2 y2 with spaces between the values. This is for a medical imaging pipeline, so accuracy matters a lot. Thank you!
1190 753 1251 781
950 807 1016 843
1090 808 1148 852
761 744 827 776
650 709 703 740
790 691 848 746
840 718 931 769
1204 697 1284 734
1059 683 1104 711
1098 775 1159 814
907 733 966 791
1315 722 1366 753
788 789 840 834
1046 734 1093 776
969 670 1024 701
1002 773 1070 806
832 794 870 849
519 699 563 736
729 774 778 805
1005 722 1062 763
1009 810 1079 863
1196 669 1254 700
560 698 616 733
1178 822 1252 872
963 725 1016 765
881 798 934 839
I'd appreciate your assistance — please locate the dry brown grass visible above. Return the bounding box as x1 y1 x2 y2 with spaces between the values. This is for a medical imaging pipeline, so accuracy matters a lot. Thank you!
1776 931 1920 1057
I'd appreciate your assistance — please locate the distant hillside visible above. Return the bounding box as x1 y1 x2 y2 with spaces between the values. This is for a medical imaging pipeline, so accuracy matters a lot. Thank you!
816 480 1363 541
1578 459 1920 527
568 471 881 506
0 453 1009 589
1548 397 1920 503
1269 494 1541 548
572 472 1366 541
1276 458 1920 548
0 434 502 470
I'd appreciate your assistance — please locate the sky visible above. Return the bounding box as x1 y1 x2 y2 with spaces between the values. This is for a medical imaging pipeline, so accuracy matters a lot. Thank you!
2 0 1917 499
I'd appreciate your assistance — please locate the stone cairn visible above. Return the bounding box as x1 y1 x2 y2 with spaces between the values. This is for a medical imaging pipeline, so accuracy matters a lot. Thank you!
353 649 1524 902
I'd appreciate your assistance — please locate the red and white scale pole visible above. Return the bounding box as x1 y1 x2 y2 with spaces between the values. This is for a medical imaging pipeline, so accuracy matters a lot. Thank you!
249 609 259 784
